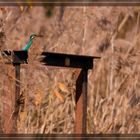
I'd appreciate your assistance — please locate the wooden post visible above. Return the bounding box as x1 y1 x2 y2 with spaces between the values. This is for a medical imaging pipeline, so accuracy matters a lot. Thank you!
40 52 100 134
75 69 88 134
1 50 28 133
13 64 21 132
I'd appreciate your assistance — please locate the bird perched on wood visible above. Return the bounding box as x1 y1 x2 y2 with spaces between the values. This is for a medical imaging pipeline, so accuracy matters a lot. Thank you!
22 34 43 51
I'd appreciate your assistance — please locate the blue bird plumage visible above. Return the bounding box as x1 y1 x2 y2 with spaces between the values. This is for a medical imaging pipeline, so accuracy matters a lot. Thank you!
22 34 43 51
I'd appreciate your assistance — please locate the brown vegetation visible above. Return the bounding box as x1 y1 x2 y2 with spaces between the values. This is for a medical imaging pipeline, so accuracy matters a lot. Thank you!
0 6 140 134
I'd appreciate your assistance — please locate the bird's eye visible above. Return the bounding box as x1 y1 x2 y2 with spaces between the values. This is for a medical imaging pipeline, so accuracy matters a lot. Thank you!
30 36 34 39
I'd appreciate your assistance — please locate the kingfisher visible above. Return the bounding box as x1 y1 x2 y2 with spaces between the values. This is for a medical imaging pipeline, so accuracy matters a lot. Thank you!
22 34 43 51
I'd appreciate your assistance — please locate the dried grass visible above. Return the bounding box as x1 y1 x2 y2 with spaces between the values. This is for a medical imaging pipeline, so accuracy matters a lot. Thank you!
0 6 140 134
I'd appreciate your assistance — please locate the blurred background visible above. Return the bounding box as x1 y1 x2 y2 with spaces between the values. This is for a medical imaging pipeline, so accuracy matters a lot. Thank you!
0 6 140 134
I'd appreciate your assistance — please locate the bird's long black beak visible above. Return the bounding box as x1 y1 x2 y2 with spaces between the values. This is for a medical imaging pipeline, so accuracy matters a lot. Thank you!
35 34 44 38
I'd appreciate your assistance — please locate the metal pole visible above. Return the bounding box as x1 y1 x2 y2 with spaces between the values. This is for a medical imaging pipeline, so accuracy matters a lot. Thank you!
13 64 20 132
75 69 88 134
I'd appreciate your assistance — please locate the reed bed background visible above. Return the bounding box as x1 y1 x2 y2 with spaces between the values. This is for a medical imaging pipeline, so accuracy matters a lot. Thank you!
0 6 140 133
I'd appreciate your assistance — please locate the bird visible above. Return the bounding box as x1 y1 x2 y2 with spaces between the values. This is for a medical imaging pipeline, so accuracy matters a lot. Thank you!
22 34 43 51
